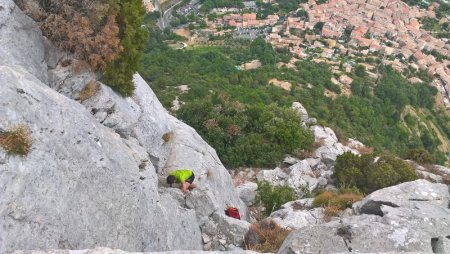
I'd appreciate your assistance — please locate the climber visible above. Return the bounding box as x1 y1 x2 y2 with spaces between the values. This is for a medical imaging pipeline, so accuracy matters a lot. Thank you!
166 169 197 193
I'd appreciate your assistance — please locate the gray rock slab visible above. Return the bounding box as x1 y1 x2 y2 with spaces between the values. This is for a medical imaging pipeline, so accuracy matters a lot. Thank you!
256 167 288 186
47 64 99 100
0 0 47 83
0 65 201 253
166 115 248 221
13 247 261 254
269 202 324 230
355 179 449 216
278 214 450 254
236 182 258 206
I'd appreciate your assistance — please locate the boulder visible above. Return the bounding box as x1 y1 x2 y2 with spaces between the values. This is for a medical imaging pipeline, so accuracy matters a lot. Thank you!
0 0 47 83
310 125 339 147
269 199 325 230
236 182 258 206
432 165 450 176
278 180 450 254
310 126 359 164
278 213 450 254
291 102 309 122
201 213 251 250
0 65 201 253
286 160 319 194
256 167 288 186
354 179 449 216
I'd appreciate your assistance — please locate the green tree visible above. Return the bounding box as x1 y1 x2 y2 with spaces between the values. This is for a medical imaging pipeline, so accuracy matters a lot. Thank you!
256 181 296 216
103 0 148 96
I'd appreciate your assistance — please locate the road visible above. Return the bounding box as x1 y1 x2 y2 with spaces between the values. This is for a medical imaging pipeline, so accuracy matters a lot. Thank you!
157 0 182 30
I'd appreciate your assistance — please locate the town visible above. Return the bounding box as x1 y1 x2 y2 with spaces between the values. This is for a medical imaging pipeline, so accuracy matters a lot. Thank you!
143 0 450 110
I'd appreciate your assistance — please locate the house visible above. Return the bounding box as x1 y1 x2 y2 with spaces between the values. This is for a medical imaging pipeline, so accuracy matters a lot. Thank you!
339 75 354 86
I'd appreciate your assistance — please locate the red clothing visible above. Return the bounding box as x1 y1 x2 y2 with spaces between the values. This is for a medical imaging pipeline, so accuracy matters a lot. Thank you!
225 207 241 219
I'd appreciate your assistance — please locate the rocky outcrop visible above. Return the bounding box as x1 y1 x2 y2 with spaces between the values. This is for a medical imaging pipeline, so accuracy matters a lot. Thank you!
278 180 450 254
12 247 260 254
0 65 203 253
0 1 248 252
269 199 325 230
354 179 449 216
311 125 359 164
0 0 47 83
236 182 258 206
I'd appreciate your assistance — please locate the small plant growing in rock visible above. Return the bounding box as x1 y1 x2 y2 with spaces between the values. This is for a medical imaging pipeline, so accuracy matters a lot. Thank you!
255 181 296 216
313 188 363 222
0 125 32 156
206 169 214 178
244 219 291 253
162 131 174 143
79 80 100 102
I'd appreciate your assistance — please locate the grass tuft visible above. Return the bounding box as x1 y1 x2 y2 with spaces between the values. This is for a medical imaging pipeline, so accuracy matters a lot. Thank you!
244 220 291 253
162 131 174 143
79 80 100 102
0 125 32 156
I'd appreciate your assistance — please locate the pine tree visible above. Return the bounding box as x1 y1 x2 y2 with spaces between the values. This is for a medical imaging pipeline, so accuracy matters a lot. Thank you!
103 0 148 96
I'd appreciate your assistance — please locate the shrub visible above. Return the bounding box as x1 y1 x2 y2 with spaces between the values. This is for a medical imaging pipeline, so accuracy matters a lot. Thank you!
333 152 417 193
18 0 147 97
19 0 122 70
403 148 436 165
103 0 148 96
244 220 291 253
312 191 337 208
79 80 100 102
0 125 32 156
255 181 296 216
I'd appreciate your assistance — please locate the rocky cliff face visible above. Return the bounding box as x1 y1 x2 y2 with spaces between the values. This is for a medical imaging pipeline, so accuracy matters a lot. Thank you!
0 0 247 252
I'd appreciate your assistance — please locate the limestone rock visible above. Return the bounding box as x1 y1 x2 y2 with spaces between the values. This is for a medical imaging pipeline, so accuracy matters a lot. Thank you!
210 212 251 248
278 180 450 254
278 213 450 254
269 199 325 230
286 160 319 194
256 167 288 186
311 125 339 147
292 102 309 122
236 182 258 206
43 36 64 69
0 0 47 83
12 247 261 254
166 115 248 221
47 64 99 100
354 179 449 216
0 65 201 253
310 125 359 164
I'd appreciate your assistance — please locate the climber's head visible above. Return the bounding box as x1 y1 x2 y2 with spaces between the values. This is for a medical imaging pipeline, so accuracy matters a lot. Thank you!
166 175 176 187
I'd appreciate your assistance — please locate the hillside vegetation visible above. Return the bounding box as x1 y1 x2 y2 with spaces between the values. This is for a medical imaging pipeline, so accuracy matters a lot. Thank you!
140 25 449 167
16 0 147 96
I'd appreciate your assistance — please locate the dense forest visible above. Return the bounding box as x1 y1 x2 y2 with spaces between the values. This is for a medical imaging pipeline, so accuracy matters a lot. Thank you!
140 25 450 167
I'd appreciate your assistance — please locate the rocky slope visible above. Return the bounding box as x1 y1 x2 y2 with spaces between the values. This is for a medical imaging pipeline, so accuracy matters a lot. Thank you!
277 180 450 253
2 0 450 253
0 0 247 252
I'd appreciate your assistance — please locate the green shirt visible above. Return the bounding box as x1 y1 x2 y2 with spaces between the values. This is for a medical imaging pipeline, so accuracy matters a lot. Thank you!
169 169 193 183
